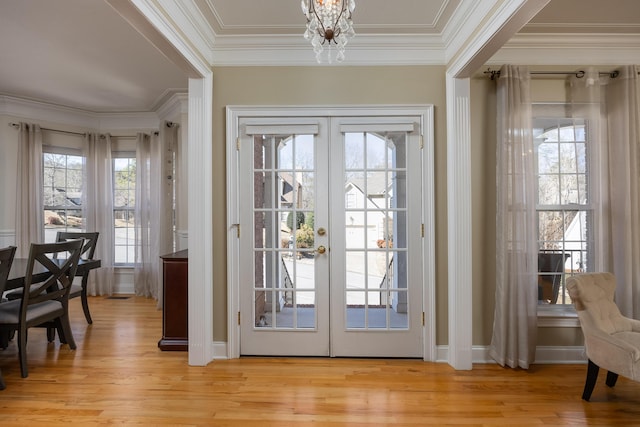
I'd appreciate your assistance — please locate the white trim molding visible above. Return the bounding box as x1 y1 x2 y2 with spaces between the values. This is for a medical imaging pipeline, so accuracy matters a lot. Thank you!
0 95 100 129
438 345 588 364
0 94 162 131
210 34 447 66
445 75 473 370
226 105 436 360
489 33 640 66
187 74 214 366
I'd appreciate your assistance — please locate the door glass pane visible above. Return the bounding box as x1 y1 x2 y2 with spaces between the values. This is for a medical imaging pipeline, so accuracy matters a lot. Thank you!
345 133 364 169
343 131 409 331
346 251 366 289
294 135 315 170
277 136 292 170
253 134 317 330
366 133 387 169
254 171 277 209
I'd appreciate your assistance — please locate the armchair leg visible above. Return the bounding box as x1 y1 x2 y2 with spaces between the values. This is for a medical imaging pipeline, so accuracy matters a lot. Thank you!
582 359 600 401
605 371 619 388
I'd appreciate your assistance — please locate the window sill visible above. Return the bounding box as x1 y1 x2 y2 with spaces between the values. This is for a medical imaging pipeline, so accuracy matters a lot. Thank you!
537 304 579 327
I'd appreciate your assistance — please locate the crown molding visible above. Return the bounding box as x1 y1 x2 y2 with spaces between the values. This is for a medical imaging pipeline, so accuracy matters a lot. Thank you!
211 34 446 66
489 33 640 65
123 0 211 77
156 92 189 123
446 0 550 78
0 95 100 129
151 88 189 112
161 0 217 58
0 95 161 131
442 0 504 63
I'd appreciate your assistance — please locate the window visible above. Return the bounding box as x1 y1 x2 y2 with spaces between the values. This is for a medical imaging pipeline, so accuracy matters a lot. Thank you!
43 150 85 243
534 116 593 307
113 155 136 265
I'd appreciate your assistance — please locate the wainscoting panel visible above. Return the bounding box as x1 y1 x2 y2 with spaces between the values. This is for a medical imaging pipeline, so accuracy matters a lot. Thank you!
0 230 15 247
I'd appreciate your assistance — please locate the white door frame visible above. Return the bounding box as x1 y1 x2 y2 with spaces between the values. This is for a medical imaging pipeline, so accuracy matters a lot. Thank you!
226 105 436 361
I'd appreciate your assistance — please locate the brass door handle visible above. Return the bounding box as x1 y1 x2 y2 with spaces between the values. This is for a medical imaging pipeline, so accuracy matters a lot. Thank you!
316 245 327 254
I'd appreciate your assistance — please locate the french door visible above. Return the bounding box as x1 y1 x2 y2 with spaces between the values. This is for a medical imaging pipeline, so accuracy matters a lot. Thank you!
231 107 432 358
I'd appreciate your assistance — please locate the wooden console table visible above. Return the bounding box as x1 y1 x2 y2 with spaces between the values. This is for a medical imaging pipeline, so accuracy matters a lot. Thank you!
158 249 188 351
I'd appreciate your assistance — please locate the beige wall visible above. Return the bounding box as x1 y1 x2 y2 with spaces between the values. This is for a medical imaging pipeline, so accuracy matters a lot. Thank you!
471 76 497 345
211 65 450 342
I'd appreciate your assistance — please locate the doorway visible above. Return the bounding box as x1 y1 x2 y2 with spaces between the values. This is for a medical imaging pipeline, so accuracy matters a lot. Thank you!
227 106 435 358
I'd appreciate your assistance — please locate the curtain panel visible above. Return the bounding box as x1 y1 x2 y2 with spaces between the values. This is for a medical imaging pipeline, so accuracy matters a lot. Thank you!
569 66 640 318
605 66 640 317
15 123 44 258
83 133 114 295
134 123 176 306
489 65 538 369
134 132 157 299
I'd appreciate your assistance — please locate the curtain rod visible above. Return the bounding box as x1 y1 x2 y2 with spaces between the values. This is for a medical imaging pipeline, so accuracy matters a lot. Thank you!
9 122 86 136
8 122 154 138
484 68 620 80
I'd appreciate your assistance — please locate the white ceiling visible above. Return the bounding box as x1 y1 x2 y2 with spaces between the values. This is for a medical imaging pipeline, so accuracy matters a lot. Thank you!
0 0 638 113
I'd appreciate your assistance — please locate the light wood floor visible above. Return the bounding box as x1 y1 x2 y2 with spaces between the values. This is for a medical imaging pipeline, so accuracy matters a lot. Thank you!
1 296 639 426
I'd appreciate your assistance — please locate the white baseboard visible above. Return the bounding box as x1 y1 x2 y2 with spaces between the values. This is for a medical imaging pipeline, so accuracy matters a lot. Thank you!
113 268 135 294
206 343 588 366
211 341 228 361
436 345 587 365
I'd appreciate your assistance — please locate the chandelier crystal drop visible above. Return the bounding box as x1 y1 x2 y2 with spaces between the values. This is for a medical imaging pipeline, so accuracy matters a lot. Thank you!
301 0 355 64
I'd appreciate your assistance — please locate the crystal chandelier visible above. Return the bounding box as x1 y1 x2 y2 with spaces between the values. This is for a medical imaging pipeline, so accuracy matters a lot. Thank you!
301 0 356 63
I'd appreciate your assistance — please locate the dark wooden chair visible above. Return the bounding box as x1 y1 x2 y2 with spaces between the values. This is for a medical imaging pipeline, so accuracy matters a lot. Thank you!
6 232 99 325
538 252 570 304
0 246 17 390
0 246 16 296
0 240 82 378
55 232 99 324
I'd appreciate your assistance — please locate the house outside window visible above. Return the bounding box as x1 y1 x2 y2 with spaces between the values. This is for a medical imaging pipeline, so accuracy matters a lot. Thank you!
534 115 594 310
113 155 136 265
43 150 85 243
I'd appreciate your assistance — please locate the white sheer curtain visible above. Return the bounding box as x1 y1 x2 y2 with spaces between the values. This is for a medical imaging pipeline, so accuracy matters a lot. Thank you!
568 67 611 281
489 65 538 369
570 66 640 317
83 133 114 295
15 122 44 258
134 132 157 298
604 66 640 317
134 125 175 304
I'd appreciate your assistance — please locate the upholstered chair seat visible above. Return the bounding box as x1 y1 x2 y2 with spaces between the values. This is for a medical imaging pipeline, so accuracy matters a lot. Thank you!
566 272 640 401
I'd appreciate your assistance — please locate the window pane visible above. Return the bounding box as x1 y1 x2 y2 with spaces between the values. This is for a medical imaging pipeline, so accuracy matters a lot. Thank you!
534 118 593 306
43 151 85 243
538 175 559 205
113 157 136 265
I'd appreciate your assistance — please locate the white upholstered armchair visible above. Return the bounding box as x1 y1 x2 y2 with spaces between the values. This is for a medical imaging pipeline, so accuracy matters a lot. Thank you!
566 272 640 401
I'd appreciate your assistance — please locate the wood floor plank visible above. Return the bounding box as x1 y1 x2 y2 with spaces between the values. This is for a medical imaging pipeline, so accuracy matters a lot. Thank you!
1 295 640 426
